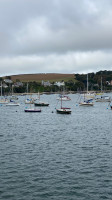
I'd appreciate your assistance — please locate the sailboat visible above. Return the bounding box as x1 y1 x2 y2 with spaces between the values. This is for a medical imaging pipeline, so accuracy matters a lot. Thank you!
56 86 71 101
0 81 9 104
24 91 41 112
10 85 18 100
95 76 111 102
24 102 41 112
34 92 49 106
6 100 20 106
56 94 71 101
79 74 94 106
6 85 20 106
25 82 35 104
56 94 71 114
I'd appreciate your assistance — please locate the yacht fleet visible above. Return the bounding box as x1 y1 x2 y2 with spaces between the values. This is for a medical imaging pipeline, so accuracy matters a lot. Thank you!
0 92 112 113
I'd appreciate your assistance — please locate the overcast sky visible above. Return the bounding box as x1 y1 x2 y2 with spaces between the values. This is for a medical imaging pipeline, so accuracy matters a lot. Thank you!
0 0 112 76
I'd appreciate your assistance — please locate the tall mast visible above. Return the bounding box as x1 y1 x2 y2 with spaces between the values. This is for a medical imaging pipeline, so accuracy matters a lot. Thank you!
87 74 88 94
1 81 2 96
27 82 28 94
61 95 62 108
12 85 14 95
101 76 102 93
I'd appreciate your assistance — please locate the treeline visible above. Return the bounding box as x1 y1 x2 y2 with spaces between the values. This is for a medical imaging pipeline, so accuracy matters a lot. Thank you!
75 70 112 91
1 70 112 94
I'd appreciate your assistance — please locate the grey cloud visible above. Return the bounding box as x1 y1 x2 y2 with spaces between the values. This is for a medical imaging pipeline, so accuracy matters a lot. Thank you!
0 0 112 75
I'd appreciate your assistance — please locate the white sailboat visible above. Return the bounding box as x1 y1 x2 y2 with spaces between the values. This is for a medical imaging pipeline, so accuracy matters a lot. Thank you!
95 76 111 102
6 84 20 106
34 91 49 106
24 83 35 104
10 85 18 100
79 74 94 106
0 81 9 104
6 101 20 106
56 94 71 101
24 102 41 112
56 94 71 114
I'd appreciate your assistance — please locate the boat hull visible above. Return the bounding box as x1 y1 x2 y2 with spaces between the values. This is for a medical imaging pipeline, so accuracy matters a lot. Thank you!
24 109 41 112
6 103 20 106
79 102 94 106
56 108 71 114
96 99 111 102
34 103 49 106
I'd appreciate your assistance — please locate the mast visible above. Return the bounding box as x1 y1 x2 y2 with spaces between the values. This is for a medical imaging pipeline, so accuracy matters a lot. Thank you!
1 81 2 96
101 76 102 93
12 85 14 95
27 82 28 94
61 94 62 108
87 74 88 94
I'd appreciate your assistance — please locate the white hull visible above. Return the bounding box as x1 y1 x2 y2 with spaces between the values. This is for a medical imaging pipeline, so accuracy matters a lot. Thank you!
0 100 9 104
96 99 111 102
25 100 34 104
95 96 111 102
79 102 94 106
57 96 71 101
6 103 20 106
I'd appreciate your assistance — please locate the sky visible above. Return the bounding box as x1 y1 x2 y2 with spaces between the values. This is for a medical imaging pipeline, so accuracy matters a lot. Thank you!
0 0 112 76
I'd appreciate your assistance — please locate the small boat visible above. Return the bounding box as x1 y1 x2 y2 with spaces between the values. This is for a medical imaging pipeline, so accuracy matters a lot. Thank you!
81 93 95 100
56 107 71 114
25 98 35 104
57 95 71 101
34 102 49 106
56 94 71 114
0 82 9 104
24 108 41 112
10 95 18 100
79 99 94 106
0 98 9 104
34 92 49 106
24 97 41 112
95 75 111 102
95 96 111 102
6 101 20 106
79 74 94 106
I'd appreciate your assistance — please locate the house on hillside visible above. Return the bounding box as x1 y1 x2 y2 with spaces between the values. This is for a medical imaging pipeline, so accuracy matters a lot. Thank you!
4 79 13 84
2 83 8 88
54 81 65 87
14 82 23 87
41 80 52 87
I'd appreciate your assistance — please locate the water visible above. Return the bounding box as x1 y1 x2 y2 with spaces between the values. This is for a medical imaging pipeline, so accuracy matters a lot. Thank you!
0 93 112 200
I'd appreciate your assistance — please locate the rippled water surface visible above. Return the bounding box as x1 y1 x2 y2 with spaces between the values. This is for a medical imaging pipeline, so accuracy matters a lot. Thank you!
0 93 112 200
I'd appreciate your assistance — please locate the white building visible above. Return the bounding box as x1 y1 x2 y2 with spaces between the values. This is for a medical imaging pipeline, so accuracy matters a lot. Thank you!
41 80 51 87
4 79 13 84
54 81 65 87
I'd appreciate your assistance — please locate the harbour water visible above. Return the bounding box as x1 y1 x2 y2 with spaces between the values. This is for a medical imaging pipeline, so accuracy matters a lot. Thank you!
0 93 112 200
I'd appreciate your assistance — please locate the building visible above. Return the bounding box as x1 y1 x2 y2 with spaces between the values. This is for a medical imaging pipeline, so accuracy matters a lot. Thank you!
54 81 65 87
4 79 13 84
41 80 51 87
